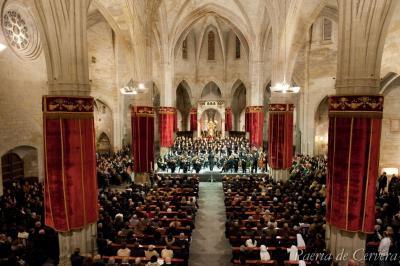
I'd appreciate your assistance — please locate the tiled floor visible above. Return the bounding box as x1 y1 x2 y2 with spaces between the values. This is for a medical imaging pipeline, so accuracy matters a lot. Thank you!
189 182 232 266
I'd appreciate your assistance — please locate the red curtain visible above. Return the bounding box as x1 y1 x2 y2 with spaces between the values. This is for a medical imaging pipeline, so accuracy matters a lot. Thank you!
268 104 294 170
159 107 175 147
225 107 233 131
173 109 177 132
190 108 197 131
245 106 264 148
131 106 155 173
43 96 98 232
326 95 383 233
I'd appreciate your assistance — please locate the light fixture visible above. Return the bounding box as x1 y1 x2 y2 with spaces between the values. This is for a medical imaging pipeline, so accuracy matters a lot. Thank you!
271 0 300 94
120 79 147 95
271 81 300 93
0 43 7 52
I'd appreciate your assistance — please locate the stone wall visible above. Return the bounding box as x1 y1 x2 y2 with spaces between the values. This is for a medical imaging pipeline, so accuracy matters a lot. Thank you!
0 27 47 192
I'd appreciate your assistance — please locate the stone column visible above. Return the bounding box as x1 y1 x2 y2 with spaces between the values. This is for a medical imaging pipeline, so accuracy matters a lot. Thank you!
245 106 264 148
159 107 175 154
268 104 294 182
326 1 397 265
34 0 98 264
326 95 383 264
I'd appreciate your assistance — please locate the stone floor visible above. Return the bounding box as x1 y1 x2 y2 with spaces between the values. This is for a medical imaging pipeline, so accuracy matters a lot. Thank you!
189 182 232 266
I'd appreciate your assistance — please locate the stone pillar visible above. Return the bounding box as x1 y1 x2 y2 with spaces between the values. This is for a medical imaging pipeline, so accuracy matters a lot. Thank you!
131 106 155 173
268 104 294 182
43 96 98 265
225 107 233 132
159 107 175 155
326 95 383 264
326 1 397 264
34 0 98 264
245 106 264 148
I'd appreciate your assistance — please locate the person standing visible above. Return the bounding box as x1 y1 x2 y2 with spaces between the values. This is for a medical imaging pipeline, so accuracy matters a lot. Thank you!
378 172 388 195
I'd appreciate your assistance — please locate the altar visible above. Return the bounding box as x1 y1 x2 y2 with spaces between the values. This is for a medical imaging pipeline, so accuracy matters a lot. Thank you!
197 100 225 138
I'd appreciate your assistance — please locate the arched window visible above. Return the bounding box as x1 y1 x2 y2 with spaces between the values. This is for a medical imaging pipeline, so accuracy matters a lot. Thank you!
182 38 188 59
323 18 332 41
208 31 215 60
235 36 241 59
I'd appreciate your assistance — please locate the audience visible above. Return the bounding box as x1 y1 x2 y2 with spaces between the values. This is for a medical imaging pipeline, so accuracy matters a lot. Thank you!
0 179 58 265
97 146 134 188
225 155 329 265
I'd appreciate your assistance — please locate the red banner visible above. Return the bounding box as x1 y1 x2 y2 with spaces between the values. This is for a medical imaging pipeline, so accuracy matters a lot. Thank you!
245 106 264 148
268 104 294 170
173 109 177 132
159 107 175 147
190 108 197 131
43 96 98 232
225 107 233 131
326 95 383 233
132 106 155 173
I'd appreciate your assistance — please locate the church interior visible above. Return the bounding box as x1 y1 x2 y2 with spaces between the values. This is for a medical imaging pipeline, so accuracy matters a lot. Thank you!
1 0 400 265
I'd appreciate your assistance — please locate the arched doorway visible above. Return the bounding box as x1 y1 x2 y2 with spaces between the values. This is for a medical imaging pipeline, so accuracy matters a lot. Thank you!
314 97 329 155
176 81 192 131
1 146 39 185
94 99 113 151
97 133 112 155
231 80 246 131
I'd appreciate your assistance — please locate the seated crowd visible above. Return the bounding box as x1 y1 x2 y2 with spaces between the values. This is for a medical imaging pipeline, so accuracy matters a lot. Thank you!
223 155 330 265
97 146 134 188
95 174 199 266
0 179 58 265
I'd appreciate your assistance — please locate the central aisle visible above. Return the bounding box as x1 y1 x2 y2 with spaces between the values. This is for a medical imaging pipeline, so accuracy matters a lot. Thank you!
189 182 232 266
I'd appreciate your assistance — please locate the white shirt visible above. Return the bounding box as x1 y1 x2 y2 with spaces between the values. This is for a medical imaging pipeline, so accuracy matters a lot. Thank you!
287 245 299 261
378 237 391 257
260 245 271 261
117 248 131 257
245 238 257 248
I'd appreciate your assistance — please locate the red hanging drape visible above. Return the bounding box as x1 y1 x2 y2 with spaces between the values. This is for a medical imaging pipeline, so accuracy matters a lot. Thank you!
225 107 233 131
326 95 383 233
159 107 175 147
131 106 155 173
268 104 294 170
173 109 177 132
190 108 197 131
245 106 264 148
43 96 98 232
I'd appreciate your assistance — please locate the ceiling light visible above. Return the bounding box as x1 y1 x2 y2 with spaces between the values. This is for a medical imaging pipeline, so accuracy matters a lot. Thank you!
0 43 7 52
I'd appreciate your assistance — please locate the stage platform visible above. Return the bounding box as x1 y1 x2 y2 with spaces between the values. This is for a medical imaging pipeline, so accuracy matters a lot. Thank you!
156 169 268 182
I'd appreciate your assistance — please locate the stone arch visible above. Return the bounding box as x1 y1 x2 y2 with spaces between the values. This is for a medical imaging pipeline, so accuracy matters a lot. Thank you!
97 132 111 155
176 81 192 131
231 80 246 131
379 74 400 171
380 72 400 96
175 79 193 100
94 99 113 151
171 3 252 61
201 81 222 99
1 145 39 185
314 96 329 155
